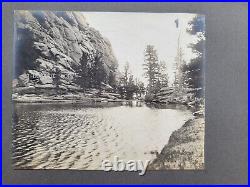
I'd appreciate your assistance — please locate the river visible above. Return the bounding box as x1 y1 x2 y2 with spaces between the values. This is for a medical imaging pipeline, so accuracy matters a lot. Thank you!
12 101 193 170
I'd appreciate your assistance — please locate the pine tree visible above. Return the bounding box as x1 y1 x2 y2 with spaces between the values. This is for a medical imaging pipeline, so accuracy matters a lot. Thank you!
143 45 159 94
158 61 169 87
173 35 186 90
123 61 129 86
92 52 105 88
74 53 92 91
184 15 205 98
51 67 62 93
126 74 136 99
137 81 145 98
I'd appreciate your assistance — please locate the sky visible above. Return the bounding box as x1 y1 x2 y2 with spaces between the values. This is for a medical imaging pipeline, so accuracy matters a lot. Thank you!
83 12 198 84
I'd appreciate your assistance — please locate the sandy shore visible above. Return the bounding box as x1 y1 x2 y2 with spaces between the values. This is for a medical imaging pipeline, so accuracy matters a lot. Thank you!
148 117 205 170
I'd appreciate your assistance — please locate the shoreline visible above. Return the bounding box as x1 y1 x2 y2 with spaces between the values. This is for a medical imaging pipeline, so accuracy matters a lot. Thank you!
12 93 130 104
13 93 205 170
147 117 205 170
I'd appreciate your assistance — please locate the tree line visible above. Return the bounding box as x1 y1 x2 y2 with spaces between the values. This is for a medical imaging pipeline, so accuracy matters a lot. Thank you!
141 15 205 102
143 45 169 101
116 62 145 99
51 15 204 102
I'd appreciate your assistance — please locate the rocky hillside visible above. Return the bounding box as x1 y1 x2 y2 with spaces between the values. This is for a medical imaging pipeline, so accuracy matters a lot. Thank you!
13 11 118 95
148 118 205 170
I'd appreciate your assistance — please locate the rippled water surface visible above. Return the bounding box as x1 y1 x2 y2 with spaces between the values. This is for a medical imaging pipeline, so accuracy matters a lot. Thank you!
12 101 192 170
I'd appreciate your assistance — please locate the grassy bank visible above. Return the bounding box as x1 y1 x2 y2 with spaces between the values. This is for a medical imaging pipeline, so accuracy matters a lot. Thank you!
148 117 205 170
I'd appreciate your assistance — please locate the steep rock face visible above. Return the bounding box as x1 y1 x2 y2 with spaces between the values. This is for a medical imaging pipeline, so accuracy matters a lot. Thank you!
13 11 118 94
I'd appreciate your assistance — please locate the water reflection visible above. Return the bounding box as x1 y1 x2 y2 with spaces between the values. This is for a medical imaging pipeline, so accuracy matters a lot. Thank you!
12 101 192 170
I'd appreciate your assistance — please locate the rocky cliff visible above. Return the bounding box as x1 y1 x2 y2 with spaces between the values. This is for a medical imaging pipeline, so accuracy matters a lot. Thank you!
13 11 118 95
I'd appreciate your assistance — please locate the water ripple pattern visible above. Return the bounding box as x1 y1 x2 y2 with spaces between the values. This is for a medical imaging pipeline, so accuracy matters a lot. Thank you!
12 102 192 170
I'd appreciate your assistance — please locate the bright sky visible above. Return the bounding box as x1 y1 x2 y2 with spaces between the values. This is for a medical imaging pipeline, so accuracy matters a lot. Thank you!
83 12 197 84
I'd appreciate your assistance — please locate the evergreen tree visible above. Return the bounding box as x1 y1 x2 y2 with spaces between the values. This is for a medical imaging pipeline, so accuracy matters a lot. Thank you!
74 53 92 90
123 61 129 86
93 52 108 88
51 67 62 93
173 36 186 90
108 72 117 89
74 52 116 91
137 81 145 97
117 62 131 99
143 45 159 94
126 74 137 99
117 62 143 99
184 15 205 98
158 61 169 87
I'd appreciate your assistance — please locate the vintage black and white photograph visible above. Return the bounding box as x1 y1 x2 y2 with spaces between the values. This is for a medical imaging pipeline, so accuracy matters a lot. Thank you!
12 11 205 172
